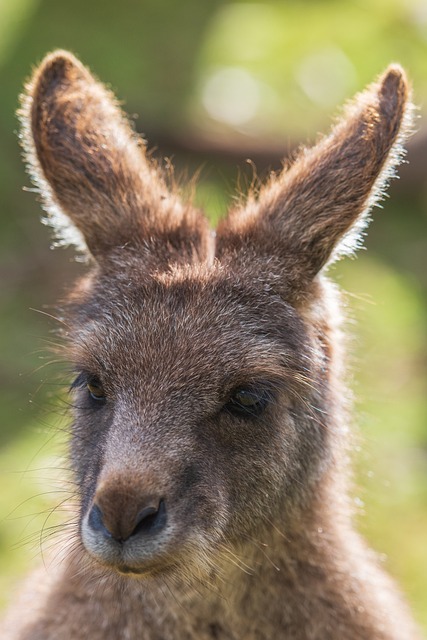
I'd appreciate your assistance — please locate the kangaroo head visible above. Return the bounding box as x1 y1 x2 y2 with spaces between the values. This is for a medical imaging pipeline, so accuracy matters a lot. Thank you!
20 51 412 579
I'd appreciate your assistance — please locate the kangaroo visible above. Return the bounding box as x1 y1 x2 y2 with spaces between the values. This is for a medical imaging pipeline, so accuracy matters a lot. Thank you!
3 51 421 639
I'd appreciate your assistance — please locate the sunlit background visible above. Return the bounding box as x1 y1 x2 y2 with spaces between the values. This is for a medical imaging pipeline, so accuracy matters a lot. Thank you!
0 0 426 632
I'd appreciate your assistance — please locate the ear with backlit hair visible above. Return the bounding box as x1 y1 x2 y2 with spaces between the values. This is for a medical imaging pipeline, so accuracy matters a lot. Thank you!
19 50 209 265
216 66 413 299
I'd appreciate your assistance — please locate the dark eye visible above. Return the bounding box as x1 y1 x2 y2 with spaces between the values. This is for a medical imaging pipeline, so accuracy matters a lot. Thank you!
86 377 106 402
70 373 106 403
224 386 271 418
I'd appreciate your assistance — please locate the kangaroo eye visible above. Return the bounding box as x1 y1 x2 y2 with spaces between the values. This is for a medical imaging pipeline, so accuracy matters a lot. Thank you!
87 378 106 401
70 373 107 404
224 387 271 418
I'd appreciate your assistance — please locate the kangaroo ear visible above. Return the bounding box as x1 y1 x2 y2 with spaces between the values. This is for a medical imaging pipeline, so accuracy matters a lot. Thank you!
216 66 413 296
20 50 208 262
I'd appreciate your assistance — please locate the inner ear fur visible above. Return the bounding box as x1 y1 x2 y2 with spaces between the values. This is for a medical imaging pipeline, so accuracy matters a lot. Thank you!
20 50 209 262
216 65 413 293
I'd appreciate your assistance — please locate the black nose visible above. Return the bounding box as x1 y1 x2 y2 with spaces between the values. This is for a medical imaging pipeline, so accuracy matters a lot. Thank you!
87 498 167 543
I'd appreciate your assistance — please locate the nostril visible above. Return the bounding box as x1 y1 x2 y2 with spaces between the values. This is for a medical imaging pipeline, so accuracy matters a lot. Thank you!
86 498 167 543
131 499 167 538
87 503 113 538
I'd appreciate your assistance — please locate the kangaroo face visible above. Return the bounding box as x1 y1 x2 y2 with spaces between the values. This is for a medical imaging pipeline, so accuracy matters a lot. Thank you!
68 264 327 576
20 51 411 580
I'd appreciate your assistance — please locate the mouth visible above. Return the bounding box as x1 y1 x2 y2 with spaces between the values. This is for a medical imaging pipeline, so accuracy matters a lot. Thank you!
111 556 174 578
116 564 150 577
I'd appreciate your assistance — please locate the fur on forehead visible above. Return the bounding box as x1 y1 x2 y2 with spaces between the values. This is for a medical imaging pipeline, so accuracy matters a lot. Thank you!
65 261 312 376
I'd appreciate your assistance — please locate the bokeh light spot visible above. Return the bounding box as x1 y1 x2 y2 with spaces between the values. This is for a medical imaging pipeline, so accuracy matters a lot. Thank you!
201 66 261 127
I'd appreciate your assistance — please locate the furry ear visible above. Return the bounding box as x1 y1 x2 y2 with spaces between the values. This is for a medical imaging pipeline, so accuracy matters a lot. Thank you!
216 66 413 294
20 50 208 262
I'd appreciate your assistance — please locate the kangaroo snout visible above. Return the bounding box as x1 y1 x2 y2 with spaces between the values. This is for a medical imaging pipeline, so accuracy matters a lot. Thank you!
89 489 166 542
82 475 169 569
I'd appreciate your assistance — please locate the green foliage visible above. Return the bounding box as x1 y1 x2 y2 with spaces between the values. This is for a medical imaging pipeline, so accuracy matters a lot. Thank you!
192 0 427 137
336 256 427 630
0 421 67 609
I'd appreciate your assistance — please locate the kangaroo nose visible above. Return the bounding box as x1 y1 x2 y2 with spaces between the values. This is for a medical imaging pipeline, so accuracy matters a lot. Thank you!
88 488 167 542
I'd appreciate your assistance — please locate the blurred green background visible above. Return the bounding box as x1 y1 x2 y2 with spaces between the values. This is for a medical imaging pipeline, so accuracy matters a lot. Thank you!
0 0 426 632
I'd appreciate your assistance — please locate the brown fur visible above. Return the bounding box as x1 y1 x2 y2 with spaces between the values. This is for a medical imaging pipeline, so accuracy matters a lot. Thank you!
4 51 421 639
